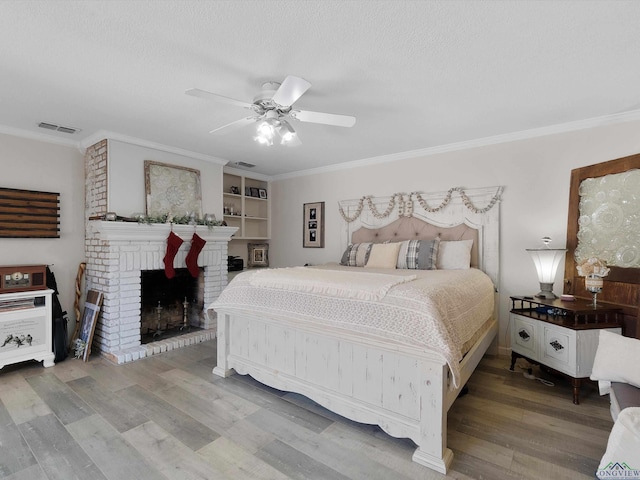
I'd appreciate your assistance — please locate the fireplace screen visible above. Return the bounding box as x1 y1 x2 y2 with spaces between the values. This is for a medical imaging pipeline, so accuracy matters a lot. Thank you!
140 268 203 344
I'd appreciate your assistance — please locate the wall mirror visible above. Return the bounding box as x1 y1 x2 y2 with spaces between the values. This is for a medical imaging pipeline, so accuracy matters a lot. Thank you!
564 153 640 338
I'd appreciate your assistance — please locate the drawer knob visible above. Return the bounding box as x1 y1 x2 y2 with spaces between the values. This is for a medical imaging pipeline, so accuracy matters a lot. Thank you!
550 340 564 351
518 329 530 340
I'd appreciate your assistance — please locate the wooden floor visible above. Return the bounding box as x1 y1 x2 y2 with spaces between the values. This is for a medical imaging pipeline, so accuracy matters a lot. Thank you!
0 340 611 480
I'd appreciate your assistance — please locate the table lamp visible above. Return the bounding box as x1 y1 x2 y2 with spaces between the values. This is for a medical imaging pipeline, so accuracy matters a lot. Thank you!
526 237 567 299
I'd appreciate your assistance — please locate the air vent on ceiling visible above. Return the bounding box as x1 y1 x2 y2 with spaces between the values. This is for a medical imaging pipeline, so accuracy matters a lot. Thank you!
233 161 256 169
38 122 80 134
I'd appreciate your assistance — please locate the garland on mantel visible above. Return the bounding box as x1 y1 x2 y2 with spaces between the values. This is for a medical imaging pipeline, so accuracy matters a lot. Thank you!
338 187 502 223
90 212 225 228
140 213 224 227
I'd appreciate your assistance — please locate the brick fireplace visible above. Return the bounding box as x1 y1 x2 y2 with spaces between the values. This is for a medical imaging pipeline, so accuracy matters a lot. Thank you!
84 221 236 364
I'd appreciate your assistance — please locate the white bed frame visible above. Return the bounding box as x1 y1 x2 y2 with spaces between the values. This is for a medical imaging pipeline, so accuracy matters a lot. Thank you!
213 186 502 474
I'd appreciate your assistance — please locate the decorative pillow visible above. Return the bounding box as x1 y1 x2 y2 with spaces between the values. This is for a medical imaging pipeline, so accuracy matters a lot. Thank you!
436 239 473 270
340 243 373 267
340 245 351 265
365 242 401 269
591 330 640 389
396 241 408 269
596 407 640 478
354 242 373 267
396 238 440 270
417 238 439 270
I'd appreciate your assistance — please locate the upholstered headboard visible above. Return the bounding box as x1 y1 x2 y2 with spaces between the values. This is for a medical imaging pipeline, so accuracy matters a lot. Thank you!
339 186 503 289
351 216 480 268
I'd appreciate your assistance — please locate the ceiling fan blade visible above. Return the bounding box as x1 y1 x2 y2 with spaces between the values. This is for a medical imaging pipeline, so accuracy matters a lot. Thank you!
186 88 254 109
209 116 258 135
292 109 356 128
272 75 311 107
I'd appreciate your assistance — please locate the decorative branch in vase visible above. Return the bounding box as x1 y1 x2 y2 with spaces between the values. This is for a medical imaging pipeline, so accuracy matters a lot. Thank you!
576 257 610 307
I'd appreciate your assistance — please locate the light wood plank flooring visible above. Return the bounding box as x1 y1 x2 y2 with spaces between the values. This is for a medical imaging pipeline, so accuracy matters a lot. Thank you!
0 340 611 479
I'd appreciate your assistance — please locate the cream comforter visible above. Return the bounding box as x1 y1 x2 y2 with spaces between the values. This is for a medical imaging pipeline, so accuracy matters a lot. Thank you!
210 264 495 387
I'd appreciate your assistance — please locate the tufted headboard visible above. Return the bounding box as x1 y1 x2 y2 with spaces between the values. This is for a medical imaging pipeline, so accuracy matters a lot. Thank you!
339 186 502 289
351 216 480 268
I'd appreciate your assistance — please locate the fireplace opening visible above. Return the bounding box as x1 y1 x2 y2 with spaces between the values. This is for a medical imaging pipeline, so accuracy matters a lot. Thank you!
140 268 204 344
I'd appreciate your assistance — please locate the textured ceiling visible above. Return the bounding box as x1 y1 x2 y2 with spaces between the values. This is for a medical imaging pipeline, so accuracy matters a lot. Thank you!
1 1 639 177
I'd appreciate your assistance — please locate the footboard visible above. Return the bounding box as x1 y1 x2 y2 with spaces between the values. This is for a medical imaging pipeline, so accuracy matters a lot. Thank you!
213 309 497 474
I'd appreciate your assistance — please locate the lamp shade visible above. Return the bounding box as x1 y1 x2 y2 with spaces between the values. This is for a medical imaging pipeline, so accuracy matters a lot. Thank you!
526 237 566 299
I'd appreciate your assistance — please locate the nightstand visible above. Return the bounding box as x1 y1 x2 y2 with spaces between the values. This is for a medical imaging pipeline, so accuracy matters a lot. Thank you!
510 296 622 404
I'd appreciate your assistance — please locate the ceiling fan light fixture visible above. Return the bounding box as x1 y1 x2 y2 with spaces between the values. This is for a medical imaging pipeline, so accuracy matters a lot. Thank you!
278 120 296 144
255 117 279 145
280 131 295 144
254 117 298 147
254 134 273 146
256 120 275 138
188 75 356 144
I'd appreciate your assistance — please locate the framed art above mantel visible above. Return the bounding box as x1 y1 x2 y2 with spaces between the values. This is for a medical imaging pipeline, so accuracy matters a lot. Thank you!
144 161 202 218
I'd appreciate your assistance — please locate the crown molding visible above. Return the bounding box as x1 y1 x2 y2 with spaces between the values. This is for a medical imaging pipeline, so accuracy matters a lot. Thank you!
4 106 640 181
0 124 79 148
0 124 231 165
80 130 229 166
223 165 272 182
272 108 640 181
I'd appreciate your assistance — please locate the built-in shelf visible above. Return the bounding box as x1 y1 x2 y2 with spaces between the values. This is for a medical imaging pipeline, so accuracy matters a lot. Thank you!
223 171 270 240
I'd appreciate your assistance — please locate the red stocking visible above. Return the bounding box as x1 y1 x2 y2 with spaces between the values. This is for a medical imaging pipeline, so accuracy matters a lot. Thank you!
163 231 184 279
185 233 207 278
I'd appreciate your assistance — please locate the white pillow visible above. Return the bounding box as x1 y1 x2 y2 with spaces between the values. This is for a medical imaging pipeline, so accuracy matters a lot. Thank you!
591 330 640 389
365 242 401 269
597 407 640 477
436 239 473 269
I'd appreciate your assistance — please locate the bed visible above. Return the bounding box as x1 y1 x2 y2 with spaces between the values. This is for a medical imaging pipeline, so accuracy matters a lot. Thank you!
209 186 502 474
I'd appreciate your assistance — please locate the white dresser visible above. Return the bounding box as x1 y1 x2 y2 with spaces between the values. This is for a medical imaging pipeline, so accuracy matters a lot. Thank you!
0 289 55 370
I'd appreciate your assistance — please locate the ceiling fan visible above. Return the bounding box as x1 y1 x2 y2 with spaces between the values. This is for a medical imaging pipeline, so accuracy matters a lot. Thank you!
186 75 356 146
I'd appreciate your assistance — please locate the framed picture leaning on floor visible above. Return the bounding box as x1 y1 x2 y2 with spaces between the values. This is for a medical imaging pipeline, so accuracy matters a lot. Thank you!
72 290 103 361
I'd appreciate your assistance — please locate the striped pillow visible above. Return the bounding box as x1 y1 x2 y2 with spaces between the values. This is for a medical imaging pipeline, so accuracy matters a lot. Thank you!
340 243 373 267
396 238 440 270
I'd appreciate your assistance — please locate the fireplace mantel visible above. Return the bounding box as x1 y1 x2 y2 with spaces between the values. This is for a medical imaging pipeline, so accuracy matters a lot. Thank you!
88 221 238 242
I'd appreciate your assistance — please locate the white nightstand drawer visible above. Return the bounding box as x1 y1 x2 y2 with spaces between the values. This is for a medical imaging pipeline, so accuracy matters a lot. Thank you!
541 325 574 374
511 314 537 358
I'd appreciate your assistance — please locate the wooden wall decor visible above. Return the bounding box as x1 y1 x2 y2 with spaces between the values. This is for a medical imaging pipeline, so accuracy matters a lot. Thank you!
0 188 60 238
564 153 640 338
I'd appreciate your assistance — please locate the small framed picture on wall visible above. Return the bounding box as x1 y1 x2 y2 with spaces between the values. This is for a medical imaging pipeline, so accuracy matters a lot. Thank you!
303 202 324 248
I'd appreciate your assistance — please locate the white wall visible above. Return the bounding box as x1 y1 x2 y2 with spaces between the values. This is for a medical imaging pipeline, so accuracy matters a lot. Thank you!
3 118 640 355
269 120 640 353
108 140 225 219
0 134 228 340
0 133 85 325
